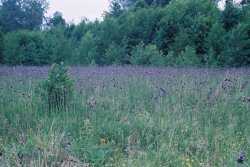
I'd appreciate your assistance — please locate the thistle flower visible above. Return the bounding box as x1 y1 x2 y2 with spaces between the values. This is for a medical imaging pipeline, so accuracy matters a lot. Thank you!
19 138 25 146
243 96 250 102
237 153 245 164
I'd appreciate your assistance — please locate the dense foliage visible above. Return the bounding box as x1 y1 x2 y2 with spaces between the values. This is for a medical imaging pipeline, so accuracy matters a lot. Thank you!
0 0 48 32
41 63 74 111
0 0 249 67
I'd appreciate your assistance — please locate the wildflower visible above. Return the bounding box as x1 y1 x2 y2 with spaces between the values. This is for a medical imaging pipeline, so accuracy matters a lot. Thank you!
88 100 97 110
69 155 74 161
243 96 250 102
19 138 25 145
237 153 245 164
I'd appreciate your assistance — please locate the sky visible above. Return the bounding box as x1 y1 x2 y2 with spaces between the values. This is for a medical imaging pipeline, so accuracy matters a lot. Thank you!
218 0 226 9
46 0 110 24
218 0 242 10
45 0 242 24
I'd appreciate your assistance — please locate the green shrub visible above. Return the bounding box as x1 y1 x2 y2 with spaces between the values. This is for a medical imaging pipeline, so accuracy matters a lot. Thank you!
175 46 201 67
203 49 218 68
129 43 164 66
104 43 127 65
3 30 47 65
164 51 176 66
42 62 74 111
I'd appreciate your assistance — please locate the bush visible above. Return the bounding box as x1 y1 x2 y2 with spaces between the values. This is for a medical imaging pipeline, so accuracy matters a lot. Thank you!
42 62 74 111
175 46 201 67
164 51 176 66
104 43 127 65
220 22 250 67
3 30 47 65
129 43 164 66
77 31 98 65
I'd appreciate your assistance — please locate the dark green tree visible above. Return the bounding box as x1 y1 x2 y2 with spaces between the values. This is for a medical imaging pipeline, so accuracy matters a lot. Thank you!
145 0 171 6
204 23 226 65
43 25 74 64
221 18 250 66
121 7 164 49
3 30 47 65
154 0 220 61
47 11 66 27
77 31 98 65
0 30 3 64
108 0 171 11
104 42 127 65
0 0 48 32
222 0 244 31
108 0 123 17
241 0 250 5
71 21 88 41
0 0 249 67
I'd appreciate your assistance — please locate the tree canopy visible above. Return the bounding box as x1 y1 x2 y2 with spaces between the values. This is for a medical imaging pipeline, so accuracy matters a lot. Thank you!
0 0 48 32
0 0 249 67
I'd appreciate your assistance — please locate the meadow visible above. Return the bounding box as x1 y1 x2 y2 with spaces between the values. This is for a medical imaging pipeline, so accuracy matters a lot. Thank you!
0 66 250 167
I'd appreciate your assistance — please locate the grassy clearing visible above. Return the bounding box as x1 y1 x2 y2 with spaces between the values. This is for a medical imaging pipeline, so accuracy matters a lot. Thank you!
0 66 250 167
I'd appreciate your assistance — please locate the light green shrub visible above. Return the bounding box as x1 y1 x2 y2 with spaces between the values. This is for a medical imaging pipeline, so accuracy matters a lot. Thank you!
42 62 74 111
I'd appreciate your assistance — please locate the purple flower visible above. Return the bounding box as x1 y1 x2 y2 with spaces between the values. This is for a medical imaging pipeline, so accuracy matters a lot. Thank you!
237 153 245 164
243 96 250 102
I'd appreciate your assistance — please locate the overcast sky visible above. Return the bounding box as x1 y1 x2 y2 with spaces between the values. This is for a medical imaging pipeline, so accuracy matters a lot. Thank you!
218 0 242 9
45 0 242 24
46 0 110 24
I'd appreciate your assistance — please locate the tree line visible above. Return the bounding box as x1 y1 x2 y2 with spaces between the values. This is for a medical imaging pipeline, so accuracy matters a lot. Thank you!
0 0 249 67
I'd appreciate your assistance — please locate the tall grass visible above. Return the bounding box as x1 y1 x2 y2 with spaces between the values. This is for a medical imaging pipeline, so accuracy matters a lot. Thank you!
0 66 249 166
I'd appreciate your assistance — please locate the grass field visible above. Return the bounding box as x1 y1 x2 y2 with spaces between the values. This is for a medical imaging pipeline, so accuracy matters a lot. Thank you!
0 66 250 167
